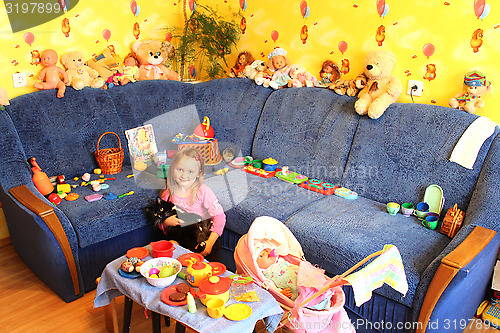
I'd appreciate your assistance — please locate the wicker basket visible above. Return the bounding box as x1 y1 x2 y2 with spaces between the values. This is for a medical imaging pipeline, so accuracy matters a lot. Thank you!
95 132 124 174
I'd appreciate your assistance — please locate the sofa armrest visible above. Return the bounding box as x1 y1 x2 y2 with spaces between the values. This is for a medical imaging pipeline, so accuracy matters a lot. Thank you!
417 226 496 333
9 184 80 296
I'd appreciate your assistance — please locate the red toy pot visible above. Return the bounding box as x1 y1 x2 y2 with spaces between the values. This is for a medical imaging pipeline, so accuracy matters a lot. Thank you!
150 240 175 258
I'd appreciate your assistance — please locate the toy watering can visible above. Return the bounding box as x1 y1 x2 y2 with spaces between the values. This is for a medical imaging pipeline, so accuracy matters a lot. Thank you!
193 116 214 139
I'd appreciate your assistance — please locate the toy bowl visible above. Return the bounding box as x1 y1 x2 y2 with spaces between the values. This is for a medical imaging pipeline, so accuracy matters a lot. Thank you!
140 258 181 288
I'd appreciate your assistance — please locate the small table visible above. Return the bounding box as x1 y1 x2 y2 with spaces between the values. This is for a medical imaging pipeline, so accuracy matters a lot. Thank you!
94 245 284 333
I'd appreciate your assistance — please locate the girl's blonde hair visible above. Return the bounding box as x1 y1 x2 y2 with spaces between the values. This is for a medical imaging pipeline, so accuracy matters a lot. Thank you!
165 147 205 205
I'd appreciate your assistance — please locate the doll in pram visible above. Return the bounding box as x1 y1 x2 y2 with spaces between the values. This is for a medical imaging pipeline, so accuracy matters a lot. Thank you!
234 216 409 333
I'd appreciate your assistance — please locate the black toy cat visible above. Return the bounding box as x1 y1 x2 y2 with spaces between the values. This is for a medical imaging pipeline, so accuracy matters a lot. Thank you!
144 197 219 259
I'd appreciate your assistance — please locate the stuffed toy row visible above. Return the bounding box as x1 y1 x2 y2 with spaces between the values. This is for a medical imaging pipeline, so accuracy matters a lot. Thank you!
34 39 181 98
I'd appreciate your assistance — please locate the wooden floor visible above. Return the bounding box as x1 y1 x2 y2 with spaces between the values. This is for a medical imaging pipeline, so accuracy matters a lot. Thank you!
0 243 495 333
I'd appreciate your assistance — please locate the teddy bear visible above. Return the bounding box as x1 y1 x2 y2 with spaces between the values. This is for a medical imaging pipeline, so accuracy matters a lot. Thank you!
354 50 402 119
60 51 105 90
131 39 180 81
243 60 272 88
330 73 367 97
287 64 317 87
449 70 492 113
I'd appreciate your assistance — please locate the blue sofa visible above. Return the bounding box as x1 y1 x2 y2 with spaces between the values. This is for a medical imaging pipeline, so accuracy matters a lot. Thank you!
1 79 498 333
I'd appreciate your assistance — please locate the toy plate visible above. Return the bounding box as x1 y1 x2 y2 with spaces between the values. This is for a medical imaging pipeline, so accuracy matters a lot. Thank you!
334 187 358 200
177 253 204 266
208 262 226 276
423 184 444 215
118 269 141 279
275 171 308 184
126 247 149 259
230 156 253 168
160 284 196 306
224 303 252 321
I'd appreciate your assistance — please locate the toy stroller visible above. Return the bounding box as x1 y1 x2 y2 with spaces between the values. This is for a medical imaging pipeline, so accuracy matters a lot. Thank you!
234 216 408 333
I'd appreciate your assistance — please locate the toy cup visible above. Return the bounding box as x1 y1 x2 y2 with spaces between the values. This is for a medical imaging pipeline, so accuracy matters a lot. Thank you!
415 202 429 220
423 215 438 230
207 297 225 319
386 202 400 215
151 240 175 258
401 202 414 217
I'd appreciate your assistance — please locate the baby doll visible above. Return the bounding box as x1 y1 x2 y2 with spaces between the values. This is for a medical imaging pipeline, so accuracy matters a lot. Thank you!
256 247 299 300
315 60 341 87
449 70 493 113
267 47 292 90
112 53 140 86
230 51 254 78
34 49 68 98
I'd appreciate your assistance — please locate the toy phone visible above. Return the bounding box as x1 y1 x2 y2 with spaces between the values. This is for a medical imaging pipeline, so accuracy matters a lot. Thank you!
477 300 500 328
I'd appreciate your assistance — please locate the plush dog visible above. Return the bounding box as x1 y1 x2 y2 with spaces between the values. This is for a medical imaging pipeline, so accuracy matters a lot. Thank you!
244 60 272 87
131 39 180 81
144 198 219 259
354 50 402 119
330 73 367 97
60 51 105 90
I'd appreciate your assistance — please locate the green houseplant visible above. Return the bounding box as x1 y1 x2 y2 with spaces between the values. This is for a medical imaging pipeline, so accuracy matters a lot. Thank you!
165 2 241 81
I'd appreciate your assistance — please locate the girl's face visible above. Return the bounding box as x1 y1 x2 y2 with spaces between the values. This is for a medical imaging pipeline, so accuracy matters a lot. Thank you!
173 156 200 190
272 55 286 70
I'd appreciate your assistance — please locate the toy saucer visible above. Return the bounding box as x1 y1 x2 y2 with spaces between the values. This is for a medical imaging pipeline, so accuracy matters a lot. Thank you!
230 156 253 168
161 284 196 306
126 247 149 259
208 262 226 276
224 303 252 321
118 269 141 279
178 253 204 266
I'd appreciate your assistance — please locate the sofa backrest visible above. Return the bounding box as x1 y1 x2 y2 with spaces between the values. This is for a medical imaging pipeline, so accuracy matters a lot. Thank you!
252 88 359 185
5 88 124 178
341 103 499 213
194 78 273 156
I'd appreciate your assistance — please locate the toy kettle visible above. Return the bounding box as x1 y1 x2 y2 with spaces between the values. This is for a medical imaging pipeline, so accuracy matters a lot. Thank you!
193 116 214 139
186 259 213 287
29 157 54 196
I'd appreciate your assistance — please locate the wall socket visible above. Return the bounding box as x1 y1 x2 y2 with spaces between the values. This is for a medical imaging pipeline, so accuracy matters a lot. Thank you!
12 72 28 88
407 79 423 97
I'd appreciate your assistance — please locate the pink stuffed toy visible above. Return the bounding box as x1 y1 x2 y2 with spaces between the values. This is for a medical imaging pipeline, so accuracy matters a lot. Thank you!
287 64 317 87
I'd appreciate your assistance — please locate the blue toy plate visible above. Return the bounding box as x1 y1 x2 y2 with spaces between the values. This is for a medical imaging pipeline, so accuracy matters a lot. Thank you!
334 187 358 200
118 269 141 279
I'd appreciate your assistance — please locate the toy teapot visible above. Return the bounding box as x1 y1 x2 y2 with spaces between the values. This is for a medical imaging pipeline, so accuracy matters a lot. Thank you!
193 116 214 139
196 275 232 305
186 259 212 287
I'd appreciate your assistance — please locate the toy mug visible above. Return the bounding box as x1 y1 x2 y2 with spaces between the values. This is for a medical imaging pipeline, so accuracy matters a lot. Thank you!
423 215 438 230
415 202 429 220
386 202 400 215
206 297 225 319
401 203 414 217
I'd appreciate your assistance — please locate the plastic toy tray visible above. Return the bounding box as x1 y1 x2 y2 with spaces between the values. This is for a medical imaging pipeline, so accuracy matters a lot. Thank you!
299 179 339 195
423 184 445 215
275 171 308 184
242 165 280 178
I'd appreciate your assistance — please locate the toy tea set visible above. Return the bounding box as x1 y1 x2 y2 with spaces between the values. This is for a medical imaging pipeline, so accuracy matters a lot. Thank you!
385 185 464 236
118 240 256 321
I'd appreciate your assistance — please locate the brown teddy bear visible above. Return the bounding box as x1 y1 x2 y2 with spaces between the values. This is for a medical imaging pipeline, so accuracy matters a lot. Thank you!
60 50 105 90
131 39 180 81
330 73 367 97
355 50 402 119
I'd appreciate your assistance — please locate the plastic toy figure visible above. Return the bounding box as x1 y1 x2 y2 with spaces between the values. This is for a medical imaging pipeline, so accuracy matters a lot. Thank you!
34 49 68 98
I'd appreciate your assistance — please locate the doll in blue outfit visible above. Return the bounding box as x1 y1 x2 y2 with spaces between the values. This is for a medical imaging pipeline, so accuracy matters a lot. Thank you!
267 47 292 90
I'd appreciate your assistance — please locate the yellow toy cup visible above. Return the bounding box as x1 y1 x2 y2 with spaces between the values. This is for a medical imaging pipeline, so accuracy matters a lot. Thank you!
206 297 225 319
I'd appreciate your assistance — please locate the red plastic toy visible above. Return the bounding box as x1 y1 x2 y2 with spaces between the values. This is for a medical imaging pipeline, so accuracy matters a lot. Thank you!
193 116 215 139
243 165 280 179
29 157 54 196
299 179 339 195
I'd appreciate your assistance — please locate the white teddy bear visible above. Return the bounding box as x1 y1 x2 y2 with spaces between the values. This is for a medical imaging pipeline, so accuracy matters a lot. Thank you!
60 51 105 90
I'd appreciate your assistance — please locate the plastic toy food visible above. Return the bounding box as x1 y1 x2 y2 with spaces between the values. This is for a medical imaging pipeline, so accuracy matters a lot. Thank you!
121 261 135 273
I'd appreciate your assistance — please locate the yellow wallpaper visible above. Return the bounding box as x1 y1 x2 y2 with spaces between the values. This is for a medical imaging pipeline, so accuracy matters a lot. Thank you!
0 0 499 123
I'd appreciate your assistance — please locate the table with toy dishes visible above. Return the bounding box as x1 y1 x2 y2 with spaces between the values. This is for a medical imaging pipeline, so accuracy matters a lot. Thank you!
94 245 284 333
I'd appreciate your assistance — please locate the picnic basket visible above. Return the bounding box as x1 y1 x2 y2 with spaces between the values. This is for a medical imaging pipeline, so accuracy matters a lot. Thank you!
95 131 124 174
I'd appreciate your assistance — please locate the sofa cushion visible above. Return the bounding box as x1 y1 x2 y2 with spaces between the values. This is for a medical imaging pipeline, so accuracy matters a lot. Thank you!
55 166 162 247
6 88 123 177
341 104 499 213
194 78 273 157
252 89 359 185
204 168 326 235
284 195 451 307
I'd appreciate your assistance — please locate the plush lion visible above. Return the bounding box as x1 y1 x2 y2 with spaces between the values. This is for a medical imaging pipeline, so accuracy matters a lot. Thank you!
60 51 105 90
131 39 180 81
354 50 402 119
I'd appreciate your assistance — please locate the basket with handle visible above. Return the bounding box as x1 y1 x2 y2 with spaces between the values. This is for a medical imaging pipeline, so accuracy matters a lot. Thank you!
95 131 124 174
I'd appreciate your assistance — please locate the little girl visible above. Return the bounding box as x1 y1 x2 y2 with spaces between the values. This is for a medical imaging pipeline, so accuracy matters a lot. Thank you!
160 148 226 260
267 47 291 90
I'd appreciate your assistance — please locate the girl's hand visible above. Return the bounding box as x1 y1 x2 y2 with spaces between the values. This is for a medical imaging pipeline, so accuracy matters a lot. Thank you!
200 242 213 257
163 215 183 227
